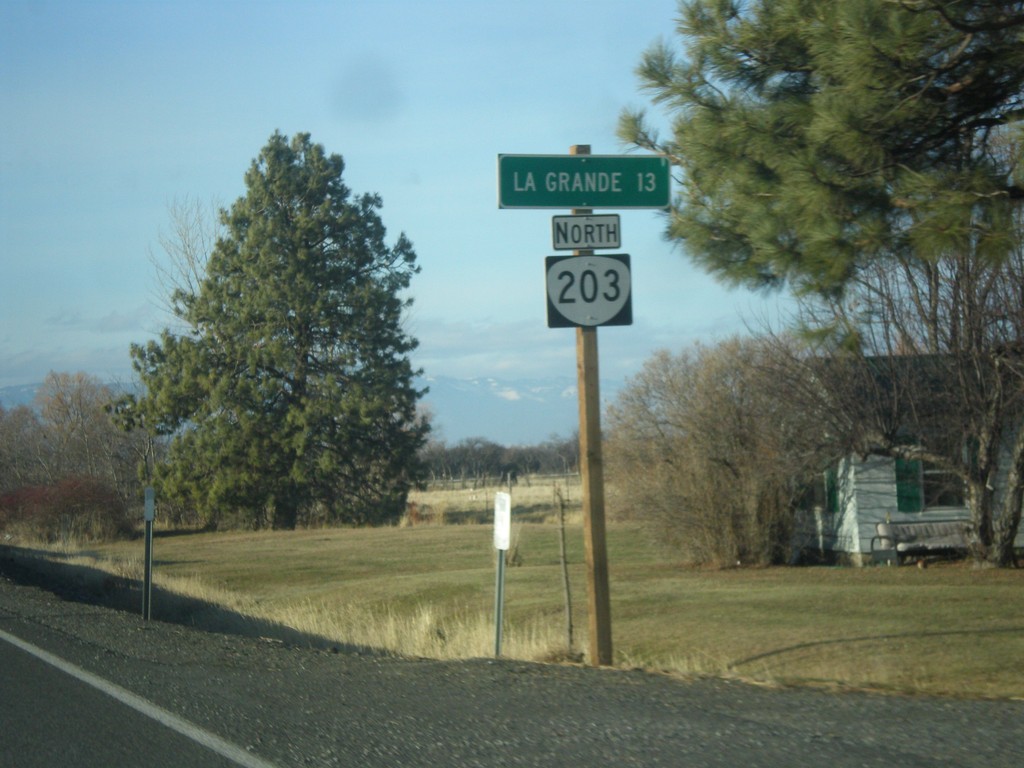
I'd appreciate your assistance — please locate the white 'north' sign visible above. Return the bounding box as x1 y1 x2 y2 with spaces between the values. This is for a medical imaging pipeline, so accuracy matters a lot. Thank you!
551 215 621 250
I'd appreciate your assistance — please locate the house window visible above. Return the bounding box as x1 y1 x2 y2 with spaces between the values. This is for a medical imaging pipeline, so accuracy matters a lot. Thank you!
895 458 964 512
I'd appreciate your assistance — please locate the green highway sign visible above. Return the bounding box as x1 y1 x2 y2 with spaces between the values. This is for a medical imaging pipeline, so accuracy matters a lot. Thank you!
498 154 670 210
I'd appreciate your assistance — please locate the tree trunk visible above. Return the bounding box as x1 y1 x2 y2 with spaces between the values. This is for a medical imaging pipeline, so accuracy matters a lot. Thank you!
272 494 299 530
988 424 1024 567
962 479 995 561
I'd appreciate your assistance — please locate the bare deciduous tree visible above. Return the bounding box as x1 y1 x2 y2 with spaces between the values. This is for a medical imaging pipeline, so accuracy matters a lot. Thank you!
1 372 152 541
790 233 1024 566
0 405 47 494
148 196 221 326
605 338 827 566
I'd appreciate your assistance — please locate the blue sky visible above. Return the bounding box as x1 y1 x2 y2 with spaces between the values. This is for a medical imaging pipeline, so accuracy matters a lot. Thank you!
0 0 790 395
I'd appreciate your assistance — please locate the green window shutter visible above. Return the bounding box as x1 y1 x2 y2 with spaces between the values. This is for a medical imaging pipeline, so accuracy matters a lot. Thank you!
895 458 922 513
824 466 839 514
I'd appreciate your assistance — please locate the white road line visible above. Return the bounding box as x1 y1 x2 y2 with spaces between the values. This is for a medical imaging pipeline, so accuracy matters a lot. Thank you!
0 627 280 768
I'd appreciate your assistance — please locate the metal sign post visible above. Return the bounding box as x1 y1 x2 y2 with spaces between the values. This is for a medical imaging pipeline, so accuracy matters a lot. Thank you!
143 486 155 621
493 491 511 657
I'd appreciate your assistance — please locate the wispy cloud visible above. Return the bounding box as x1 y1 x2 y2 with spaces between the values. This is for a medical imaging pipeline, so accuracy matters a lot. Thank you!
44 310 85 328
0 342 135 389
93 305 155 334
45 304 155 335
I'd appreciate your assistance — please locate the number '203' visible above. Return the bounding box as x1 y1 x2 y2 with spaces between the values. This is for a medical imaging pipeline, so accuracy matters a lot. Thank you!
556 267 622 304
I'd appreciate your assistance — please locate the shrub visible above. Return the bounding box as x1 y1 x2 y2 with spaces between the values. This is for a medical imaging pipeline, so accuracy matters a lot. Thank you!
606 339 825 566
0 477 133 544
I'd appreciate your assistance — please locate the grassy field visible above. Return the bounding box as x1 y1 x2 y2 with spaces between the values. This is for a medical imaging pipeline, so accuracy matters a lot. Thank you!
26 477 1024 699
407 476 584 525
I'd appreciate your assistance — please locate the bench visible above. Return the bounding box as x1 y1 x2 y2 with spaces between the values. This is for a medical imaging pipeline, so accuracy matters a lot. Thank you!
870 520 972 564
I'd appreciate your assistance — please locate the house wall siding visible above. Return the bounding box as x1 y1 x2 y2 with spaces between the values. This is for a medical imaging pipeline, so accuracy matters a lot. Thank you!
827 453 1024 563
850 455 899 559
833 457 861 554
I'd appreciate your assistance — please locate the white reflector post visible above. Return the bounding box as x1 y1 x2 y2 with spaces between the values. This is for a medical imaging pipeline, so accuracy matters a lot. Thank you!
494 492 511 551
493 491 512 657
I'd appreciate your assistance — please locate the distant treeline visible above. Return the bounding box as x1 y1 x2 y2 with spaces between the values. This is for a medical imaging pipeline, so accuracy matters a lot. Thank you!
0 372 151 543
0 370 581 541
418 435 579 488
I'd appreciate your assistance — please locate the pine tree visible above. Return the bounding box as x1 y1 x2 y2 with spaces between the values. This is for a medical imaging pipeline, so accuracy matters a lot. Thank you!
129 132 428 529
621 2 1024 566
620 0 1024 296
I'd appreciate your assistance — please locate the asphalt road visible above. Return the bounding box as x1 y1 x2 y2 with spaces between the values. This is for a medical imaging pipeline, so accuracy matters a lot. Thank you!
1 562 1022 767
0 638 245 768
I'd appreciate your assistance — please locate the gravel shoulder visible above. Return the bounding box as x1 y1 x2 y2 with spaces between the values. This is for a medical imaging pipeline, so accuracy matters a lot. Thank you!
1 559 1022 767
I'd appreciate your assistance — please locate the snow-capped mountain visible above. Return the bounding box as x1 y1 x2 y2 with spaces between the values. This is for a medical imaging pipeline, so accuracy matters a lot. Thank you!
418 375 592 445
0 383 38 409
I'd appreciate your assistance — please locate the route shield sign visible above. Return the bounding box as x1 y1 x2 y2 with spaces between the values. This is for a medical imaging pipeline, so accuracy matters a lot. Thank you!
545 254 632 328
499 154 670 209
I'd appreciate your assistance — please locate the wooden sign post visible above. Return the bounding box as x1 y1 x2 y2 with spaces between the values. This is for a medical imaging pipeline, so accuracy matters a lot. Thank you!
497 142 667 667
570 144 613 667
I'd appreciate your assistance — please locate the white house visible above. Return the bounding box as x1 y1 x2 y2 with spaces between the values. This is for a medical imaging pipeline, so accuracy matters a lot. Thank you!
797 453 1024 565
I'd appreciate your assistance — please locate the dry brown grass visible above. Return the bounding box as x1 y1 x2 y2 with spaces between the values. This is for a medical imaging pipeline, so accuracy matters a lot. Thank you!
407 475 583 526
9 487 1024 699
